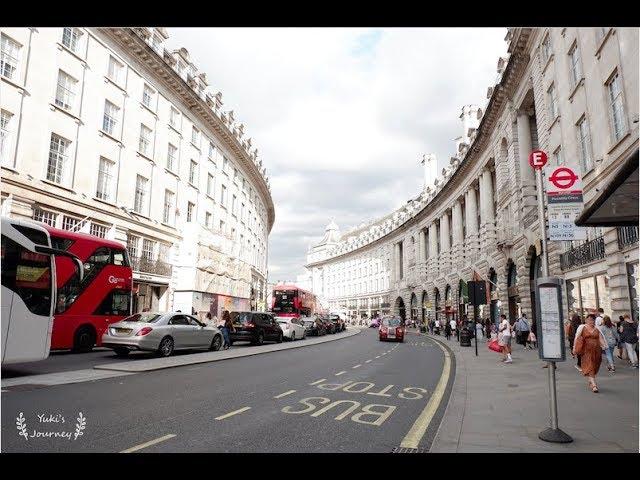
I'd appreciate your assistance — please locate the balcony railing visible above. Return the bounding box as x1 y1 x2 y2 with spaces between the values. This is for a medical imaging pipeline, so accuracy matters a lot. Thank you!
617 226 639 250
129 255 173 277
560 236 605 271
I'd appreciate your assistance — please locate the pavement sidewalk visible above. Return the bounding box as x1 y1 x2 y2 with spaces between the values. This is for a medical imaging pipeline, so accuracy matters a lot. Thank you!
425 331 639 452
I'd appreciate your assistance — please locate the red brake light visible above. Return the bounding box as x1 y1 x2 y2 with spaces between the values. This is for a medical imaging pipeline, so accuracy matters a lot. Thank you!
245 323 255 328
136 327 153 336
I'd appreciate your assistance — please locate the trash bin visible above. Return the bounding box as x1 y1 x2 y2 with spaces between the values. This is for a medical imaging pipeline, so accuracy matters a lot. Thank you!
459 327 472 347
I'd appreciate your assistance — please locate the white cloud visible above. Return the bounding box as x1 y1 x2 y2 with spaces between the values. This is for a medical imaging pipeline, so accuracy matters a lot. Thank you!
169 27 507 283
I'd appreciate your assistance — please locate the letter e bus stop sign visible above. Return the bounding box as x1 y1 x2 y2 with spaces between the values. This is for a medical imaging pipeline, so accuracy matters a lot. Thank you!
529 149 548 169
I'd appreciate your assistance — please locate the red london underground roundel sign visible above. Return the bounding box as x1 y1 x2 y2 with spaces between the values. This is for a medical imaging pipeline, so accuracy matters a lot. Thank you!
549 167 579 190
528 149 548 169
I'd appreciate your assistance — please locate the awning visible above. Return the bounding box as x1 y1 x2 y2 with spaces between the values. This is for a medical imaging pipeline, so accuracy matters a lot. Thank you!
575 149 638 227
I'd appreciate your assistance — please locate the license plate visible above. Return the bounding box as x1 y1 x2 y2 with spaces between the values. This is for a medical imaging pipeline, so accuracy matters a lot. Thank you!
113 328 132 336
387 331 395 338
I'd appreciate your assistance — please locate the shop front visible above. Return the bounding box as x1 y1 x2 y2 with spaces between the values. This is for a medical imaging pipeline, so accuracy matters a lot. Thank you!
566 273 612 319
173 290 250 322
132 272 170 314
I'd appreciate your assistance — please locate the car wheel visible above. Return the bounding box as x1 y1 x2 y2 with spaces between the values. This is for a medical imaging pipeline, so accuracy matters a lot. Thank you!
277 332 283 343
209 334 223 351
291 332 296 341
157 336 174 357
72 326 96 353
254 331 264 346
114 347 130 357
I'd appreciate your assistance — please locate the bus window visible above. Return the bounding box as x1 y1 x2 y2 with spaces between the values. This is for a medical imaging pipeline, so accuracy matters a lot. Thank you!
1 235 52 316
112 249 128 266
94 291 131 316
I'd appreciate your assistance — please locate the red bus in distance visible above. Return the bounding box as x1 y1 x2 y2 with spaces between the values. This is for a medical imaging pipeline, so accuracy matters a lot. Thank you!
42 225 133 352
272 285 317 318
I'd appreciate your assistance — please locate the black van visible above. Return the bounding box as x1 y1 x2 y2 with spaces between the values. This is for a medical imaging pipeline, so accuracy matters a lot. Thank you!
229 311 283 345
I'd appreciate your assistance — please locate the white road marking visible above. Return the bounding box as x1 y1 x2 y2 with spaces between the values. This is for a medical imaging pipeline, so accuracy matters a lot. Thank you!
309 378 327 385
401 340 451 449
375 356 381 359
365 360 372 363
274 389 297 399
352 364 361 369
335 371 347 376
120 434 176 453
215 407 252 420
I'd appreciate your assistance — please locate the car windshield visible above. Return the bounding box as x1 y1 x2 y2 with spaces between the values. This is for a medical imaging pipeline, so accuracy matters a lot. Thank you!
383 318 402 326
122 313 162 323
230 312 252 324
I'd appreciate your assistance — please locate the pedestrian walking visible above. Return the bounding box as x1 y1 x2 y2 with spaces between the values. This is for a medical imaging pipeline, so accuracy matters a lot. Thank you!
444 321 451 340
597 315 619 372
450 318 457 341
569 313 583 372
498 314 512 363
485 318 492 341
573 313 607 393
595 308 605 327
619 314 639 368
205 312 213 326
221 310 234 350
527 330 537 349
475 320 484 340
515 314 530 349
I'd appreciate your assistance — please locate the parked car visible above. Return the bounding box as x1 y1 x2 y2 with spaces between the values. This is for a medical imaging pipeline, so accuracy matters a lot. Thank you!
101 312 224 357
379 316 405 342
318 316 336 334
302 317 326 336
326 314 344 332
369 318 381 328
276 316 307 341
230 311 283 345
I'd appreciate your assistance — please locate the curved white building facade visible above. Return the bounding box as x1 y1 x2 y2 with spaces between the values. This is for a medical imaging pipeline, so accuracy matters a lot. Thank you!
306 28 638 326
1 27 275 318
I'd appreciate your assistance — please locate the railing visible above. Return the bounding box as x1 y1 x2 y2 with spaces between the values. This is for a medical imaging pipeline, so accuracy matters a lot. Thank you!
617 226 639 250
129 255 173 276
560 236 605 270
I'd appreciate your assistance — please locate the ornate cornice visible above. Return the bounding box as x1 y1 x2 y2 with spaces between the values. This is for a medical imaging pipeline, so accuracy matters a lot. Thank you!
97 27 275 234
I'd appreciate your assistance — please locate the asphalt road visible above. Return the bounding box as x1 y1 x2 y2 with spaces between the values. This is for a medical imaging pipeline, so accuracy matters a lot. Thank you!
1 329 453 453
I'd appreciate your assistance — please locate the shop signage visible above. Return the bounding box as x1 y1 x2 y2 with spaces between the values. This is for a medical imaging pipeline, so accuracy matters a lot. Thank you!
546 166 587 241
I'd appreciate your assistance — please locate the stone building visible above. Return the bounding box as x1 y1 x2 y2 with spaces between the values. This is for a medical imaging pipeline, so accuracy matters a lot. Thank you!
1 27 274 318
305 27 638 326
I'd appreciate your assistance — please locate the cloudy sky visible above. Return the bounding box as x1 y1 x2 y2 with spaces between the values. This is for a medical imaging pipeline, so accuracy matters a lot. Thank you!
168 28 507 283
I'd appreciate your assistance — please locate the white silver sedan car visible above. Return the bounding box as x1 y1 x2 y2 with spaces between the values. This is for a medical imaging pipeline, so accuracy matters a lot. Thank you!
275 316 307 341
102 312 224 357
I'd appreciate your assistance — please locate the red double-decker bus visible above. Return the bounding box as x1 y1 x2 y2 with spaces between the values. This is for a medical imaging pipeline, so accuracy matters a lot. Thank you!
272 285 317 317
42 225 133 352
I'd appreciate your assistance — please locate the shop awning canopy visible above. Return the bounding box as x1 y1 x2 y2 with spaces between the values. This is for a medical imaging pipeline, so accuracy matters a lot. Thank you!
575 149 639 227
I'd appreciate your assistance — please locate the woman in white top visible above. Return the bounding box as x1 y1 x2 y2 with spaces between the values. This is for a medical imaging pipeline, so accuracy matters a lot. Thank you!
498 314 512 363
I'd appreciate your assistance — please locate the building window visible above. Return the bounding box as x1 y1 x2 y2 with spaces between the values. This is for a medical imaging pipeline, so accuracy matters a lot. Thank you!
46 134 71 185
90 223 108 238
107 55 123 84
219 220 225 233
142 84 154 109
62 215 80 231
576 116 593 173
541 34 551 65
96 157 115 202
102 100 119 136
169 107 180 128
163 190 175 225
208 142 216 163
1 34 21 81
607 71 627 142
233 168 238 183
189 160 198 185
33 207 57 226
241 203 245 223
232 195 237 216
187 202 195 222
1 109 13 166
553 146 563 167
220 184 227 206
191 126 199 146
133 174 148 214
142 239 155 261
568 42 582 87
207 173 214 196
167 143 177 171
547 83 558 120
223 156 229 174
55 70 78 111
127 234 140 258
61 28 82 53
205 211 212 228
138 124 152 156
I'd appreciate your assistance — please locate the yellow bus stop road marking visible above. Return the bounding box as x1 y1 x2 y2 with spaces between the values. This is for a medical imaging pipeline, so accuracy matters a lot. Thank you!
400 340 451 449
120 434 176 453
274 390 296 399
215 407 252 420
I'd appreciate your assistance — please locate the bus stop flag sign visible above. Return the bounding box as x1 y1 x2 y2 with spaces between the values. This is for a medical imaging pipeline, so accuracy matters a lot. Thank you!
546 166 587 241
